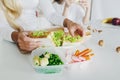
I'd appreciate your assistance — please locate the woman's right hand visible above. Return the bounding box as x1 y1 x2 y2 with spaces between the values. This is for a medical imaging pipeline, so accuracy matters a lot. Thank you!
12 31 41 53
63 18 84 37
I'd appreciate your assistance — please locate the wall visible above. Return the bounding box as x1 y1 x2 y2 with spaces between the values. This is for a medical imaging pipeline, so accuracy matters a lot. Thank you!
91 0 120 20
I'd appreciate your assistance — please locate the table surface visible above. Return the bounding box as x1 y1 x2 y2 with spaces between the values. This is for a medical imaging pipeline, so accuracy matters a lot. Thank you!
0 21 120 80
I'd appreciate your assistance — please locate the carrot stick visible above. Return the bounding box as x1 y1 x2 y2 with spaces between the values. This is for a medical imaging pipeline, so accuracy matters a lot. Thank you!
74 50 80 56
82 55 90 60
78 48 92 56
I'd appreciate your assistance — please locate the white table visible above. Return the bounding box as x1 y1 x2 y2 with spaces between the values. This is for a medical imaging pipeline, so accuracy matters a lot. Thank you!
0 22 120 80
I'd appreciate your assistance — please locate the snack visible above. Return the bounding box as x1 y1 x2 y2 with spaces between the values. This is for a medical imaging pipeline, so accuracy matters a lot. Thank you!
98 40 104 46
33 51 64 66
29 28 83 47
28 30 50 38
66 48 94 64
102 18 113 23
116 46 120 53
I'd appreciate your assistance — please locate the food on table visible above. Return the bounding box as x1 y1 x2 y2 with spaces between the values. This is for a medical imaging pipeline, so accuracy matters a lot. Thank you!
98 30 103 33
29 28 83 47
98 40 104 47
112 18 120 25
85 31 91 36
92 29 97 33
102 17 113 23
116 46 120 53
33 56 40 66
28 30 50 38
102 17 120 25
50 30 64 47
66 48 94 64
87 26 92 30
33 52 64 66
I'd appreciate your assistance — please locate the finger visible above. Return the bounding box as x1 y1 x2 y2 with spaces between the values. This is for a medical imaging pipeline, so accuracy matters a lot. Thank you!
19 42 40 51
69 27 75 37
31 38 42 42
21 34 42 42
76 26 84 37
18 32 29 41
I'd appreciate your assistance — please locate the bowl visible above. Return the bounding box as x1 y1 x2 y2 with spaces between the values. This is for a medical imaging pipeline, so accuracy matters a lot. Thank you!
31 47 66 74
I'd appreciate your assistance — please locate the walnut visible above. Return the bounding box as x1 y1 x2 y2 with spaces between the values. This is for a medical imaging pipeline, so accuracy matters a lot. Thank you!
98 40 104 46
116 47 120 53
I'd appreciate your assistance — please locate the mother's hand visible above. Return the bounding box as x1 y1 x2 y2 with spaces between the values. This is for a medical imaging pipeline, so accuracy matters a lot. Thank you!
12 31 41 53
63 18 84 37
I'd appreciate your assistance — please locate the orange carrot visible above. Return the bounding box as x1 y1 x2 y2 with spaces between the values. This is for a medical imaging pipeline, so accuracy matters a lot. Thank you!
82 55 90 60
78 48 92 56
74 50 80 56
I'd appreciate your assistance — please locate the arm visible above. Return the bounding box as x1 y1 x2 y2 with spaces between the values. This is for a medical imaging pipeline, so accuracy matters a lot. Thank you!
62 3 69 17
80 0 91 24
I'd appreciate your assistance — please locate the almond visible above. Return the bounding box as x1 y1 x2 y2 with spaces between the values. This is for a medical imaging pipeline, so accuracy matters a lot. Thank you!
116 47 120 53
98 40 104 46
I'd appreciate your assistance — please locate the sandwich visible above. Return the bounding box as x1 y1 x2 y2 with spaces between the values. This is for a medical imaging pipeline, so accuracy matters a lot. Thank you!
28 28 83 47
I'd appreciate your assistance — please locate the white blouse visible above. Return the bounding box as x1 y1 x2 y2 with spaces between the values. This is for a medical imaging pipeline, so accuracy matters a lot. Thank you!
53 2 85 25
0 0 65 41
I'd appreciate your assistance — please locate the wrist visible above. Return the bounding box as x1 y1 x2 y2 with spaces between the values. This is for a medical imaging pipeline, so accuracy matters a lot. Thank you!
11 31 19 43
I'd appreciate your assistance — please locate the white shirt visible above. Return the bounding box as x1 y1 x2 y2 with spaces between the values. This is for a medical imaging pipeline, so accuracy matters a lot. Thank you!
53 2 85 25
0 0 65 41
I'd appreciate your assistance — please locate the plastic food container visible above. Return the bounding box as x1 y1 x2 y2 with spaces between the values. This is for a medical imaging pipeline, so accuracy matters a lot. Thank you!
31 47 66 74
31 45 94 74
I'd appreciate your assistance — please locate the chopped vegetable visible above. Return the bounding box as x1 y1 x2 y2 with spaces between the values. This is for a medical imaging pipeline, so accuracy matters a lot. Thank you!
64 34 81 43
51 30 64 47
40 57 49 66
33 51 64 66
67 48 94 64
29 30 50 38
33 56 40 66
51 30 82 47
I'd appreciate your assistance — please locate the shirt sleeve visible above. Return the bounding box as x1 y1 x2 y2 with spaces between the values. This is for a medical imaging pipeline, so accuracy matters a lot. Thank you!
38 0 65 26
0 11 14 42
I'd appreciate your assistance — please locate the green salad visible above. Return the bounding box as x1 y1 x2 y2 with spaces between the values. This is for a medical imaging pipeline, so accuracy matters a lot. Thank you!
51 30 82 47
29 30 50 38
33 51 64 66
51 30 64 47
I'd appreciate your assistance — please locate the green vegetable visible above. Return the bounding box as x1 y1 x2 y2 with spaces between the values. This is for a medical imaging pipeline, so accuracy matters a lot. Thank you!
35 51 64 66
31 30 49 38
52 30 64 47
51 30 82 47
64 34 82 43
47 53 64 66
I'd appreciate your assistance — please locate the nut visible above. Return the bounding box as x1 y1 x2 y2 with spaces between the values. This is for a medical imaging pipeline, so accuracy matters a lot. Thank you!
85 31 91 36
116 47 120 53
92 29 97 33
98 30 103 33
87 26 92 30
98 40 104 46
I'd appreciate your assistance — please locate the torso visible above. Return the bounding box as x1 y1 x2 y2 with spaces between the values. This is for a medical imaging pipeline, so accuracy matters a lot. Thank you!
16 0 52 31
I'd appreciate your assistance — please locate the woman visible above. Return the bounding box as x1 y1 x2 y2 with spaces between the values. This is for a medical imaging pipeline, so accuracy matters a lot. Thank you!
53 0 91 24
0 0 84 53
